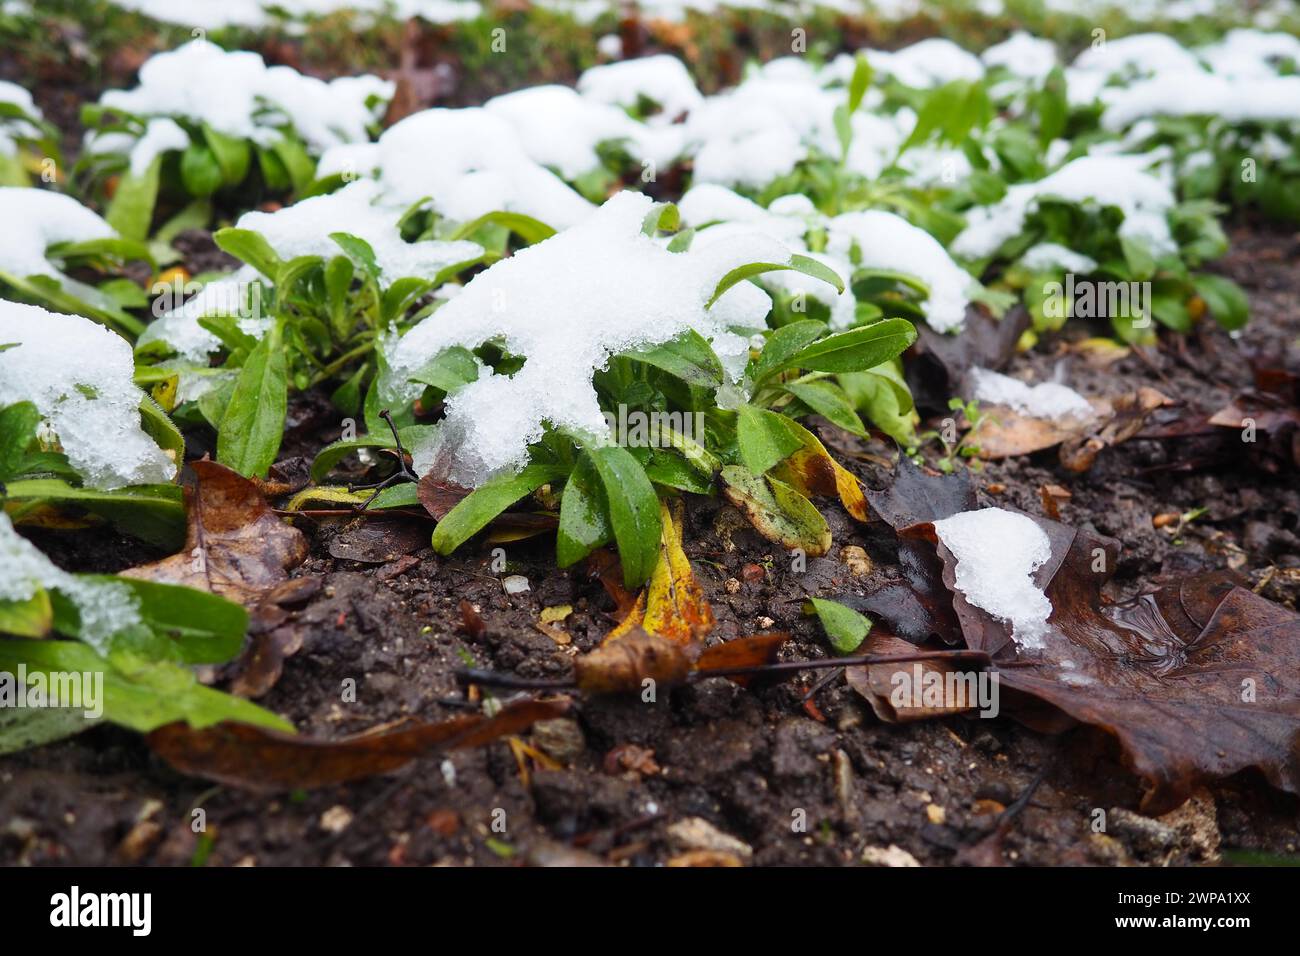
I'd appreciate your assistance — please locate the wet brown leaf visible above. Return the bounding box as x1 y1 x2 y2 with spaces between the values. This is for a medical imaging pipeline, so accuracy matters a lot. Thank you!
122 460 308 605
147 698 571 790
327 517 429 563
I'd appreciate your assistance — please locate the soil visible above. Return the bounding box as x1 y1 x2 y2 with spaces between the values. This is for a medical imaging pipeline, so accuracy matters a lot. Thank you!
3 217 1297 868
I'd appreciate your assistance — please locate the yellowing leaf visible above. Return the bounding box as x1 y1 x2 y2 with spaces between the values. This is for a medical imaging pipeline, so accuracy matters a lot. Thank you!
770 418 870 522
605 499 714 646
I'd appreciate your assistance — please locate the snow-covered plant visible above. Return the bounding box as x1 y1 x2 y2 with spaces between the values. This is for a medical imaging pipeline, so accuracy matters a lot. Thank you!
0 511 289 740
77 39 394 240
0 80 58 187
0 187 153 335
136 179 485 478
0 301 186 547
309 191 913 586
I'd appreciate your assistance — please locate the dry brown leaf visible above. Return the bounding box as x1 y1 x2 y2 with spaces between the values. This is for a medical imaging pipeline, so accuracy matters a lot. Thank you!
121 460 308 605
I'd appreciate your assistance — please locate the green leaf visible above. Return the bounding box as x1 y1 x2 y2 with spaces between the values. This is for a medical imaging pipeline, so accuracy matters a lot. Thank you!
105 156 161 241
1120 236 1156 281
584 445 662 588
217 321 288 478
1193 274 1249 331
784 381 867 437
0 706 98 755
3 479 185 550
807 597 871 654
847 54 873 114
1035 66 1068 148
621 329 724 387
736 404 804 474
556 451 612 568
707 254 844 308
641 202 680 235
787 319 917 374
213 227 283 278
0 588 53 638
138 394 186 470
309 436 394 483
719 466 831 556
202 124 251 186
271 135 316 194
180 142 224 198
431 463 567 555
751 320 827 384
111 577 249 665
330 232 380 280
409 346 479 394
447 211 556 245
0 641 292 734
0 400 41 481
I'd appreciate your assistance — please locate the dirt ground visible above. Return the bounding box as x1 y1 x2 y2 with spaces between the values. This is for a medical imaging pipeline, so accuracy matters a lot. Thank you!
2 213 1297 867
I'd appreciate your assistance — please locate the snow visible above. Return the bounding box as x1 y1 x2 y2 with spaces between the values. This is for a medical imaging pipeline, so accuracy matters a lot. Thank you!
933 508 1054 650
577 54 703 121
139 266 266 360
318 107 595 229
981 32 1058 80
969 367 1094 421
871 39 985 88
129 118 190 176
0 513 141 654
1100 72 1300 129
96 39 392 156
486 85 684 180
1020 242 1099 274
0 188 116 280
828 210 976 333
385 191 789 486
0 301 178 489
233 180 483 284
109 0 482 29
952 155 1177 260
1071 33 1203 78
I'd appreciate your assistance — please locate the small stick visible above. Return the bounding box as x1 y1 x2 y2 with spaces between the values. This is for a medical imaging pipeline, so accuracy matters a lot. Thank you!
348 409 420 511
454 648 995 694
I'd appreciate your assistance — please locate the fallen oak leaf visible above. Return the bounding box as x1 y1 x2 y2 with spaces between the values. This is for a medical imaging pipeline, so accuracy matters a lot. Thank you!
121 460 308 605
146 697 571 790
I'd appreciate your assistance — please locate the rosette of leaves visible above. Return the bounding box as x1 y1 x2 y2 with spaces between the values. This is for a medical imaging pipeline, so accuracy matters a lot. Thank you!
135 218 484 480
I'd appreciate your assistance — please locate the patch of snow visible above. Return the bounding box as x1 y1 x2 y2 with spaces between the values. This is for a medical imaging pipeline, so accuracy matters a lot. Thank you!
0 188 116 280
1020 242 1099 274
0 513 141 654
96 39 392 156
0 301 178 489
828 210 975 333
233 179 483 284
952 155 1177 260
319 107 594 229
969 367 1094 421
485 85 683 180
577 54 703 121
933 508 1054 649
128 118 190 176
981 32 1058 80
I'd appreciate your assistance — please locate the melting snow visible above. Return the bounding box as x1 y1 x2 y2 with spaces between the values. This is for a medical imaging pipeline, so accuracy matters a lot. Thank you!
0 513 141 654
385 191 789 486
933 508 1054 649
969 367 1094 421
0 301 177 489
0 188 116 280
